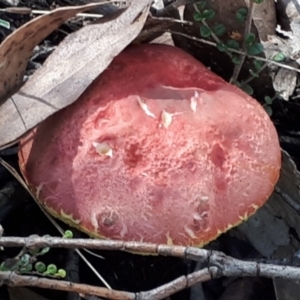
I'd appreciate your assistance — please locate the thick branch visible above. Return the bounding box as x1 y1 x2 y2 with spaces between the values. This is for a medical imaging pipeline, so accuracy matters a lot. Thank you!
1 237 300 281
0 271 134 300
2 236 300 298
0 268 215 300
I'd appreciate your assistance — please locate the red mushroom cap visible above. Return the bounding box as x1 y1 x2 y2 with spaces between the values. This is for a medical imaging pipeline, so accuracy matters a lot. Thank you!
19 44 281 246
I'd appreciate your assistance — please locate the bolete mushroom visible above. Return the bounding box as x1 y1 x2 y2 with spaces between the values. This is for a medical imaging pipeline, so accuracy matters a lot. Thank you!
18 44 281 246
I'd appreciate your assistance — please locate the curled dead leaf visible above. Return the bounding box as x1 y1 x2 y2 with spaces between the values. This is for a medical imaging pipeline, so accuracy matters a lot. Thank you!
0 0 152 149
0 1 114 106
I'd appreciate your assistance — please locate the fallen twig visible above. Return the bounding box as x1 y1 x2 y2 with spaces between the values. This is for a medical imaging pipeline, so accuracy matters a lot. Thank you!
0 271 134 300
0 268 214 300
1 236 300 299
1 236 300 279
168 30 300 73
230 0 255 82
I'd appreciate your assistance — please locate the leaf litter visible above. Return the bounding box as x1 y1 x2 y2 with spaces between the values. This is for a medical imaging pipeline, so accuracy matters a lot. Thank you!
0 0 152 148
0 1 113 106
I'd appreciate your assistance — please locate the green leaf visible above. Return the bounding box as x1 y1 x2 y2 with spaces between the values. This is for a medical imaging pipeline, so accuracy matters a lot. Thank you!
200 25 211 37
202 9 215 20
63 230 73 239
213 23 226 36
56 269 67 278
236 7 248 22
249 69 259 77
226 40 240 50
1 259 21 271
217 43 228 52
254 0 264 3
264 96 273 104
20 264 33 272
253 59 263 71
232 55 242 65
193 11 203 22
234 80 241 87
241 84 254 95
20 254 31 266
29 249 40 256
245 33 256 46
247 42 264 55
38 247 50 256
0 262 10 271
45 264 57 275
264 105 273 116
35 262 47 273
273 52 286 62
196 0 207 11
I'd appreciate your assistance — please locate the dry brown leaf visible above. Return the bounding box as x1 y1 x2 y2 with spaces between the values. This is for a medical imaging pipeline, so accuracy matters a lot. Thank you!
262 0 300 100
0 0 152 149
150 32 174 46
249 0 277 42
0 1 114 106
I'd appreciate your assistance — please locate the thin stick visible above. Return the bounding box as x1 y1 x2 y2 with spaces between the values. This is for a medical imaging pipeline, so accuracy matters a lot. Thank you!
167 30 300 73
0 272 133 300
230 0 255 83
2 237 300 299
0 268 214 300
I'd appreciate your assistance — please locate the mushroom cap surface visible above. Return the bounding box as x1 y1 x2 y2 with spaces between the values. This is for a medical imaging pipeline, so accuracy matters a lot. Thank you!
19 44 281 246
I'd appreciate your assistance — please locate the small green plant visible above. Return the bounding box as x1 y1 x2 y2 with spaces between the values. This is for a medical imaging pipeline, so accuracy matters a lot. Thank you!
262 94 278 116
247 42 264 56
236 8 248 22
35 262 66 278
196 0 207 11
200 25 211 38
273 52 286 62
213 23 226 37
192 1 284 99
0 234 67 278
193 2 264 83
234 81 254 96
63 230 73 239
35 261 47 273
